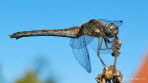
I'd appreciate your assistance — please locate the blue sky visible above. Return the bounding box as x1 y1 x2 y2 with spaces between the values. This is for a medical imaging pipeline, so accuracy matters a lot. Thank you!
0 0 148 83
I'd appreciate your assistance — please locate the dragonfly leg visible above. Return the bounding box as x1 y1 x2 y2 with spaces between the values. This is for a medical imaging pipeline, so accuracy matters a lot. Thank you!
97 37 106 67
115 36 118 39
103 37 113 50
103 37 109 49
97 52 106 67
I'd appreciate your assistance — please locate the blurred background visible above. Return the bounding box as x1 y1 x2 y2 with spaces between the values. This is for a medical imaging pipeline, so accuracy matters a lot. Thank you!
0 0 148 83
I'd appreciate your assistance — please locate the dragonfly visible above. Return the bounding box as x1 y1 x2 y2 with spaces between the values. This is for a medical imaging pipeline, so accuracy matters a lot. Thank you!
10 19 123 73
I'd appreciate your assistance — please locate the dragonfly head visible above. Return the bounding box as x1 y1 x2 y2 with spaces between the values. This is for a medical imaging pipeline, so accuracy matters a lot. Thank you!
105 23 119 38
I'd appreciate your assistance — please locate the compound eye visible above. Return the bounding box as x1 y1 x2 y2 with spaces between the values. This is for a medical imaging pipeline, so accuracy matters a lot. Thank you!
109 23 117 29
110 23 114 25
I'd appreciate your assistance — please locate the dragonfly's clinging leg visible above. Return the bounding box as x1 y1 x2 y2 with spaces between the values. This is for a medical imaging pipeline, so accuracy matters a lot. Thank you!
115 36 119 39
97 37 103 55
97 37 106 67
104 37 109 49
103 37 113 50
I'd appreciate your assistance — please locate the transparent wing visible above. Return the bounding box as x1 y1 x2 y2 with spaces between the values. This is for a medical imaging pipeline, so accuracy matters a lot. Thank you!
70 35 94 49
99 37 113 54
98 19 123 27
89 37 113 54
70 35 93 73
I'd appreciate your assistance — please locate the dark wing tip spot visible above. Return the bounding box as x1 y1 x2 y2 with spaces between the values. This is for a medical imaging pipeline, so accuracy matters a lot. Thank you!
120 20 123 23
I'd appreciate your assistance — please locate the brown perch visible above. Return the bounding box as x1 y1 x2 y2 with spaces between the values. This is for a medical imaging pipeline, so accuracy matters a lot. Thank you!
96 65 123 83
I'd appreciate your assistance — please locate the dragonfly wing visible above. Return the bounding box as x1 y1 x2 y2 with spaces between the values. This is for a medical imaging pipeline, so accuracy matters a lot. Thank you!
70 35 94 49
83 35 94 45
98 19 123 27
70 35 91 73
99 37 113 54
89 37 100 52
89 37 113 54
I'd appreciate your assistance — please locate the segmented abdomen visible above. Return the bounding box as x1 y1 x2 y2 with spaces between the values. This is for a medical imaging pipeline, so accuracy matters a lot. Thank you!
10 26 82 39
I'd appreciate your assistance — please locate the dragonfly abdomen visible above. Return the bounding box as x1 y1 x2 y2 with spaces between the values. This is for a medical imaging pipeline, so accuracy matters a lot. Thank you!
10 26 82 39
